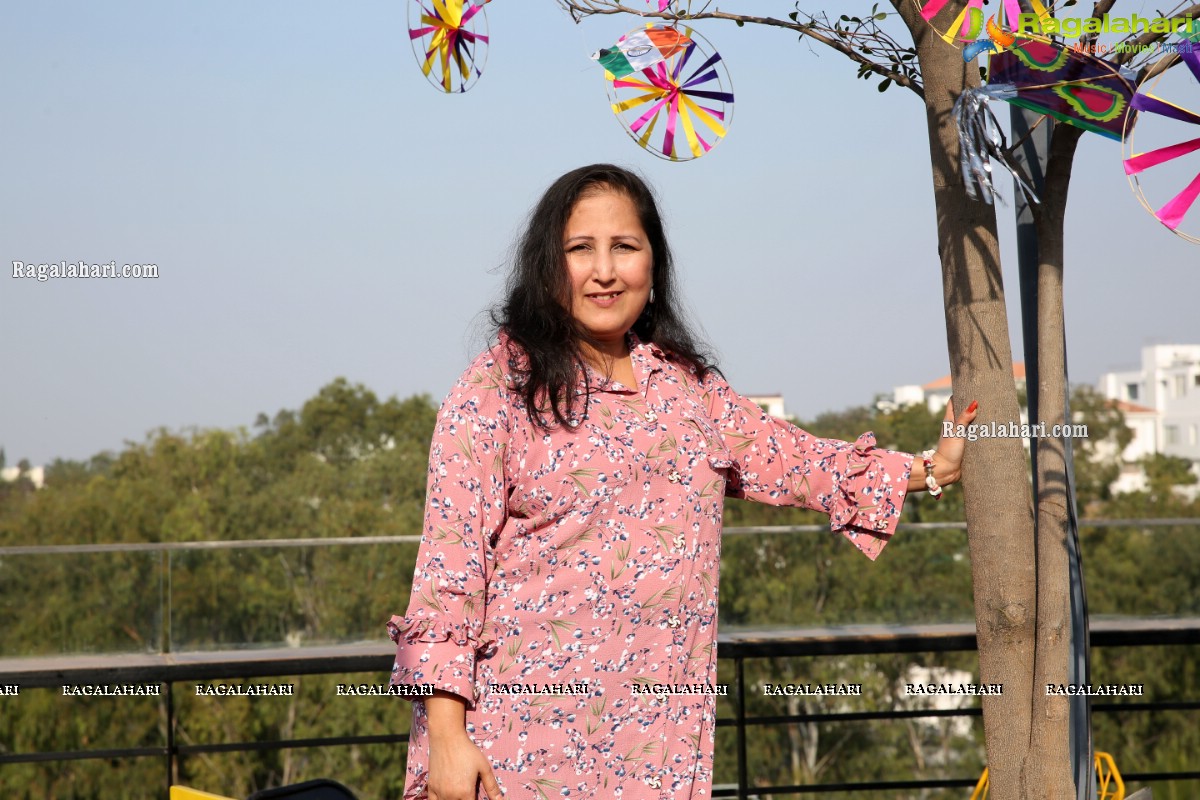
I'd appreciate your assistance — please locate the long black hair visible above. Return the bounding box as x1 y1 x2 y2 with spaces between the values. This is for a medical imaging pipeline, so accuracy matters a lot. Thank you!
492 164 717 429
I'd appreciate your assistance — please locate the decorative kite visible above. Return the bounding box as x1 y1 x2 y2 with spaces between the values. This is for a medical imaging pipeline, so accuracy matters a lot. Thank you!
953 37 1134 204
1123 27 1200 242
597 24 734 161
987 38 1135 140
592 27 692 78
407 0 490 93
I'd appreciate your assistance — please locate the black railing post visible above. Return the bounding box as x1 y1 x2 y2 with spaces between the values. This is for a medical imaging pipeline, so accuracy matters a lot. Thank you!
166 677 176 794
735 655 748 799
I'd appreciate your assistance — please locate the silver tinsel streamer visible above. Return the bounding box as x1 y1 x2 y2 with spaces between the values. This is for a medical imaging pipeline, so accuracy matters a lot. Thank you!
953 84 1040 206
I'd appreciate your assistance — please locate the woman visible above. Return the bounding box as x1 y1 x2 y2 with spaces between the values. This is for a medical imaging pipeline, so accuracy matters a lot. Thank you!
388 164 977 800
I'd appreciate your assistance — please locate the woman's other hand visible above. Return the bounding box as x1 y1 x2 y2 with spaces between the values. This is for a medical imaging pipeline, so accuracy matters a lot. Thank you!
426 691 504 800
428 728 504 800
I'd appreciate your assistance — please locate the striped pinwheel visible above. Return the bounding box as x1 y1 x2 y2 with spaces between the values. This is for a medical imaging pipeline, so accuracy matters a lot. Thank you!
1123 27 1200 243
407 0 489 94
595 24 734 161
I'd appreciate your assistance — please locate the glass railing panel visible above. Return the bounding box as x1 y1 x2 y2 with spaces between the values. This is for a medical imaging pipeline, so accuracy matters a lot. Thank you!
1081 520 1200 618
167 540 420 652
2 520 1195 659
0 548 163 657
718 526 976 630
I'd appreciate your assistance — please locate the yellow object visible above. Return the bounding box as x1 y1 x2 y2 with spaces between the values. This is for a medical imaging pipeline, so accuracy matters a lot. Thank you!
417 0 473 92
169 787 238 800
1095 752 1126 800
1028 0 1052 24
936 3 978 45
609 72 727 160
970 752 1125 799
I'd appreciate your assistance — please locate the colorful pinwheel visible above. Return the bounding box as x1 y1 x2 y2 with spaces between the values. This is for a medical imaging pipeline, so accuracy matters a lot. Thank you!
407 0 489 93
597 25 734 161
1123 31 1200 242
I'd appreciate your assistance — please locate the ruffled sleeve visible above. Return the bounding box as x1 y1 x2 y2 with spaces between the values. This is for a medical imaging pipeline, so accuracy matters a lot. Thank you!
387 347 510 704
699 371 913 561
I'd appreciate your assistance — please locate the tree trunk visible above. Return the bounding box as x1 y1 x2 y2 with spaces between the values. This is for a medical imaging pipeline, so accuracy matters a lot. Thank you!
892 5 1039 799
1021 122 1084 800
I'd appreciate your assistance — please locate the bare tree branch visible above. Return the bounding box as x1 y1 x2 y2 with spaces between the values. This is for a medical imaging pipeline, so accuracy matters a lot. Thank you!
554 0 925 97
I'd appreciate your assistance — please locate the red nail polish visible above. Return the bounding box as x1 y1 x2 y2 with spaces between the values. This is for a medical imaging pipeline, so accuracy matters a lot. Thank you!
966 400 978 413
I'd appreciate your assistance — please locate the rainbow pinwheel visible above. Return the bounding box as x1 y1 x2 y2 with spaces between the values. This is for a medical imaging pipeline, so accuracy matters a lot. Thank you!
599 25 734 161
407 0 489 93
1123 29 1200 242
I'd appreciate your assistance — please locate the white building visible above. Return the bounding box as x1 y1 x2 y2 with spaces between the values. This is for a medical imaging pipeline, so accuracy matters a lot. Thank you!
745 393 787 420
1098 344 1200 465
1101 400 1159 494
884 363 1026 416
0 465 45 489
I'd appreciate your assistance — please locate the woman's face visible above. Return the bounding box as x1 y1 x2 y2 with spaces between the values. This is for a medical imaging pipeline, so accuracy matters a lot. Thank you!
562 188 653 355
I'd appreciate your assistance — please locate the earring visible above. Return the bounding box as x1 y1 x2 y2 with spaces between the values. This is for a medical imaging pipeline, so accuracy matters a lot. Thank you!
649 287 656 304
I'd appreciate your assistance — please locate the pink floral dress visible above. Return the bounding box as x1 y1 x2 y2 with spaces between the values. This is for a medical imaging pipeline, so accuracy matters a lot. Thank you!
388 334 914 799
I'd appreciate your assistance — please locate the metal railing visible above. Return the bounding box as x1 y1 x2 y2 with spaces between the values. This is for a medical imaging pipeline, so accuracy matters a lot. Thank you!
2 621 1199 796
2 522 1199 797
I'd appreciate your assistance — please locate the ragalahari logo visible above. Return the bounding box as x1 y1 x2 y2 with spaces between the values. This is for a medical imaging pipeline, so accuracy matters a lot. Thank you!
923 1 1199 61
918 0 1033 50
1017 13 1197 39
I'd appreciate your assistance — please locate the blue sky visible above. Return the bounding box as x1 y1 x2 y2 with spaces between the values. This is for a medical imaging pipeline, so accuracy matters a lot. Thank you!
2 1 1196 466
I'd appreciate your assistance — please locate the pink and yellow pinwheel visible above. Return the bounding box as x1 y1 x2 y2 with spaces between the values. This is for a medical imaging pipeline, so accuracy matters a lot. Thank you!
1123 30 1200 242
407 0 490 93
599 25 734 162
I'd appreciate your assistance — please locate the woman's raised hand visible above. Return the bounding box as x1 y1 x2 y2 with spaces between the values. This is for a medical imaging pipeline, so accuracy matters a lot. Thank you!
931 398 979 486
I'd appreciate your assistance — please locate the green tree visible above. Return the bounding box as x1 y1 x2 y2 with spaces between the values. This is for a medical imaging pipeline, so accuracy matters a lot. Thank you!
1069 385 1134 509
1143 453 1199 500
0 380 439 799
